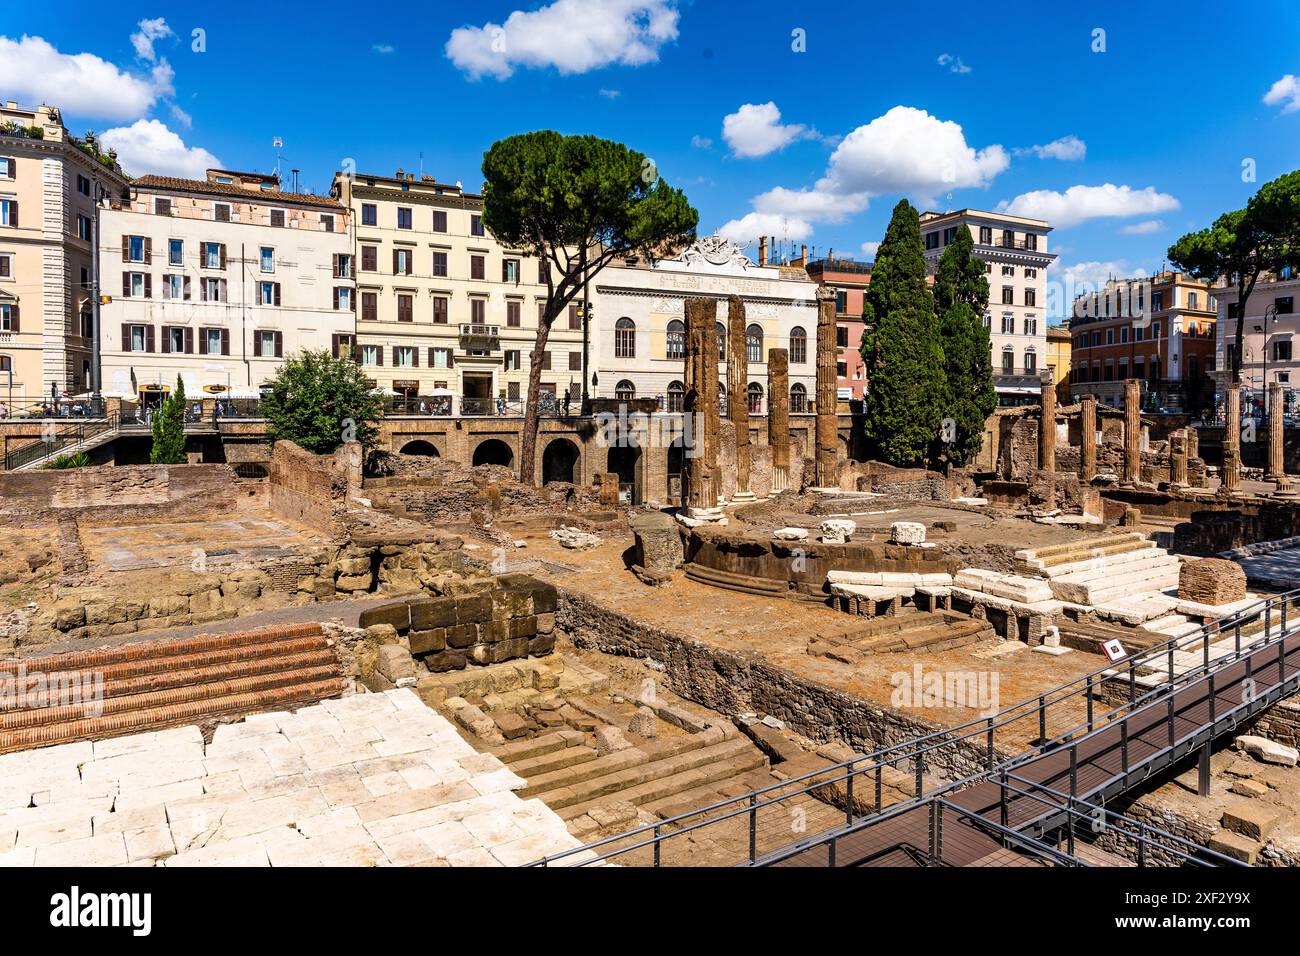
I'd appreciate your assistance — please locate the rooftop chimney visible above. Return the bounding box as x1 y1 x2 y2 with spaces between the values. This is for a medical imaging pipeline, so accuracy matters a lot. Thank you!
396 168 404 178
758 236 768 266
801 244 807 263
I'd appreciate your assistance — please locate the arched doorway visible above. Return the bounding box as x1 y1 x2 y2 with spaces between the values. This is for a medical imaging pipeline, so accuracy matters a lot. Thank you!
668 436 686 504
606 442 642 505
541 438 580 485
400 439 439 456
472 438 514 467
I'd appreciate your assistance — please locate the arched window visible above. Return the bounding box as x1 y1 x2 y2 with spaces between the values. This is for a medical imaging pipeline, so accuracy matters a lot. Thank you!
615 317 635 359
789 326 807 365
615 379 636 402
718 381 727 417
747 382 763 415
666 320 685 360
746 324 764 364
716 321 727 362
790 382 807 413
667 380 685 413
1001 346 1015 373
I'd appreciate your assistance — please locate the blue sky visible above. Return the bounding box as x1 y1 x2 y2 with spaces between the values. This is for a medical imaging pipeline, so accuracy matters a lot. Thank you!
4 0 1299 319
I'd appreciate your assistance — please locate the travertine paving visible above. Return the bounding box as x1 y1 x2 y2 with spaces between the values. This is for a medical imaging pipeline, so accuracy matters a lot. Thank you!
0 689 587 867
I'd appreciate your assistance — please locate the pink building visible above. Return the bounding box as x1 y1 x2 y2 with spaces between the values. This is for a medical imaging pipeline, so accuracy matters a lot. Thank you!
803 257 872 403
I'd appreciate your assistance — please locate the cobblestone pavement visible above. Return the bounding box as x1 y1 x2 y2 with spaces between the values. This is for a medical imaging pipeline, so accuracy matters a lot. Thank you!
0 689 589 867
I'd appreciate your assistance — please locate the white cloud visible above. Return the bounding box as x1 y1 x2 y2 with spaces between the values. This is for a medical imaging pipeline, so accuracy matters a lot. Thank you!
372 44 395 54
937 53 971 74
130 18 174 62
690 134 712 149
716 212 813 246
752 184 868 223
997 183 1179 229
0 34 169 120
722 102 812 158
100 119 221 179
1263 74 1300 113
1119 220 1163 235
860 241 881 259
1015 134 1086 161
445 0 679 80
598 88 621 99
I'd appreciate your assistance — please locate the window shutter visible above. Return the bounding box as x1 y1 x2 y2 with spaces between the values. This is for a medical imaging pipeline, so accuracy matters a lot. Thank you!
447 349 453 368
162 326 171 353
8 202 14 228
221 328 230 355
161 277 170 301
273 282 281 307
144 273 152 299
427 347 435 366
411 347 418 367
121 324 129 352
221 279 228 303
121 236 129 260
253 334 261 358
274 331 283 358
392 249 398 274
219 244 227 269
332 254 340 278
333 288 339 310
183 276 191 301
198 329 208 355
144 237 152 264
350 291 356 313
332 334 340 358
184 327 193 353
122 272 129 297
145 325 155 353
376 345 383 366
8 303 16 333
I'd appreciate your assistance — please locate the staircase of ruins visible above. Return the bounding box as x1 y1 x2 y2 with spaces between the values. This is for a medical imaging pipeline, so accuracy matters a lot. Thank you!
0 623 348 754
1014 532 1183 608
809 612 995 663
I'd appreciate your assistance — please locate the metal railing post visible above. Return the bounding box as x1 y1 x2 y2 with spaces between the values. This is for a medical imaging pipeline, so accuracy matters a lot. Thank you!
1000 771 1009 829
1128 664 1136 705
929 800 940 865
915 752 924 797
1168 695 1175 748
986 717 994 770
1121 720 1129 775
1069 744 1078 798
1137 822 1147 867
748 793 757 863
654 824 661 867
875 764 882 813
845 761 854 826
1086 674 1094 731
1208 672 1216 726
1038 696 1046 744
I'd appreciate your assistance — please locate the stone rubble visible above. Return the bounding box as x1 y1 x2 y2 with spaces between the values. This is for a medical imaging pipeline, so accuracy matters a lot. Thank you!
549 526 603 551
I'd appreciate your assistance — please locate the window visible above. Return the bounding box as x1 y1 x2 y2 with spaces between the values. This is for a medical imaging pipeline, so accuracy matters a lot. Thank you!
836 325 848 348
197 327 224 355
1002 266 1015 277
1024 350 1037 373
1152 322 1161 339
1278 296 1295 315
259 281 280 306
165 274 185 300
361 292 377 322
505 300 521 327
470 299 486 323
1120 327 1130 344
470 255 485 280
201 277 225 302
203 242 223 269
168 239 183 266
127 324 150 352
1001 314 1014 334
260 246 274 273
270 209 285 228
569 351 582 371
746 324 763 364
835 290 847 313
979 226 992 244
1152 291 1165 311
153 197 170 216
1001 286 1014 305
0 158 13 179
393 248 412 275
361 246 377 271
361 203 377 226
1275 340 1293 362
1025 234 1037 251
924 232 939 250
505 350 521 371
332 334 355 359
1024 289 1036 307
615 317 635 358
790 326 807 364
666 319 685 359
167 327 186 353
432 251 448 277
397 207 412 230
1002 230 1015 247
790 383 808 413
615 379 635 402
0 254 9 278
361 344 381 366
569 304 581 329
667 381 685 413
394 346 415 367
717 322 727 361
127 235 146 262
0 199 16 227
1188 292 1199 310
1001 348 1014 373
1105 329 1114 345
432 210 447 232
397 294 413 323
470 214 484 237
335 288 353 311
432 296 448 324
540 350 552 370
502 258 520 283
124 272 149 298
1025 268 1036 279
0 304 15 331
431 347 452 369
77 215 91 241
1024 316 1037 336
335 254 352 279
214 203 230 222
747 382 763 415
320 214 334 233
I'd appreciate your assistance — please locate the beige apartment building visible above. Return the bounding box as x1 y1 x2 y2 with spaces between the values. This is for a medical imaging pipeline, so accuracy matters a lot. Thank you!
1213 266 1300 414
330 169 585 412
98 169 355 405
0 102 130 404
919 208 1055 406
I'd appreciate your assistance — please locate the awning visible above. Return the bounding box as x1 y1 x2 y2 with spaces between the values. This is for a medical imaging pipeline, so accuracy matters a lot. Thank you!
996 385 1041 395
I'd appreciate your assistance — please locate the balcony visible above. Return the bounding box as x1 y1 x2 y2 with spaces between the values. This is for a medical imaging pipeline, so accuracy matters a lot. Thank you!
994 366 1044 390
458 323 499 347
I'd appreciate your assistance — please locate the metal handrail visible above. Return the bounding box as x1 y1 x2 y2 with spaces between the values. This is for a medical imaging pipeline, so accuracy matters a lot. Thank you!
2 413 120 470
528 588 1299 867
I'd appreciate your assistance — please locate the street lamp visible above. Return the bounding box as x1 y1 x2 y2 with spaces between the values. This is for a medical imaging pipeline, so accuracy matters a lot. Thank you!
1256 304 1279 416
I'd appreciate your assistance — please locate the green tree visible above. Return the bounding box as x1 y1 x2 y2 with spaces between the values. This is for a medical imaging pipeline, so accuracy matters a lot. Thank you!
860 199 946 466
150 376 188 464
932 225 996 466
1168 170 1300 384
481 131 698 484
260 349 382 453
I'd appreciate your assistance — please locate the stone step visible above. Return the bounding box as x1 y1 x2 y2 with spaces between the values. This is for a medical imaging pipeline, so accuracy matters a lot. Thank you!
548 737 764 814
509 744 599 779
491 729 587 765
570 750 770 822
1143 614 1201 637
1074 572 1182 607
1049 562 1182 605
1016 533 1151 570
1043 548 1179 582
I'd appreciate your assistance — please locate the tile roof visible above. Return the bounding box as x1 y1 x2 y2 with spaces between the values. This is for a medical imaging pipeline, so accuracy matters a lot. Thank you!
132 175 344 210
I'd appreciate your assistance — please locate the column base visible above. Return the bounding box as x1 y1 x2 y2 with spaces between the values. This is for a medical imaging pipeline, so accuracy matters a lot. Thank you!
728 490 757 505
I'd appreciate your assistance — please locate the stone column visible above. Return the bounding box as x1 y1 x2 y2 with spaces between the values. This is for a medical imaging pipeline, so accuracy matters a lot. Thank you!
682 297 722 516
726 294 754 502
814 290 838 488
1039 370 1056 473
1222 383 1242 496
1186 424 1199 461
768 348 790 494
1080 393 1097 482
1123 378 1141 485
1268 381 1285 481
1169 429 1188 489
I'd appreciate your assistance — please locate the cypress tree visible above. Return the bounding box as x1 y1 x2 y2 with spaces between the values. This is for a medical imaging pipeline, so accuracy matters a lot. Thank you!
150 375 188 464
860 199 946 466
933 225 997 466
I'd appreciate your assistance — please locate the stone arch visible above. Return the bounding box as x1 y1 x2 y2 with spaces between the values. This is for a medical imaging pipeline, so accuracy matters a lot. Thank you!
607 440 642 505
541 437 580 485
400 439 440 456
472 438 514 467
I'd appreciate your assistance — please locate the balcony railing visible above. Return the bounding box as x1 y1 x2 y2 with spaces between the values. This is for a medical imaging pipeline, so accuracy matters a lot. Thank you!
458 323 500 340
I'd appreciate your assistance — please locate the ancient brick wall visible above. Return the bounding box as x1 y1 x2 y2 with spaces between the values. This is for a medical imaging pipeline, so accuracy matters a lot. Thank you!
0 463 237 515
268 440 361 542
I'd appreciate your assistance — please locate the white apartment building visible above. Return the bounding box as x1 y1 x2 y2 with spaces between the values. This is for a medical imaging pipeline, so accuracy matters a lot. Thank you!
99 169 355 405
1213 267 1300 411
330 169 585 412
590 235 818 415
919 208 1055 406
